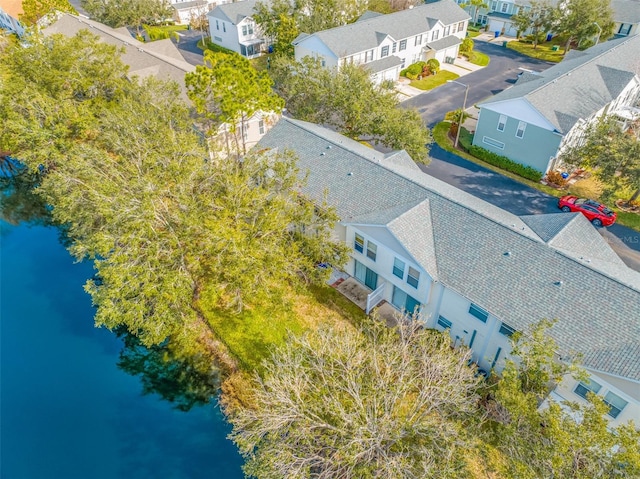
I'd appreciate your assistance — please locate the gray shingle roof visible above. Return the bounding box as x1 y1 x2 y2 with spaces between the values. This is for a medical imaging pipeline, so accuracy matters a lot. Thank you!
479 34 640 134
208 0 259 24
296 0 469 58
364 55 403 73
42 14 194 101
611 0 640 24
426 34 461 50
258 117 640 380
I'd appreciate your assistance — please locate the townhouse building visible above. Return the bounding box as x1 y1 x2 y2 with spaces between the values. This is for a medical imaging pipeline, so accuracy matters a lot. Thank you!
258 116 640 427
293 0 470 84
207 0 265 58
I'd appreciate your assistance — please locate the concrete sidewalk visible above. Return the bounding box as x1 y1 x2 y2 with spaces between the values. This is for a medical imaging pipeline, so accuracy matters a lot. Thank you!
473 31 518 44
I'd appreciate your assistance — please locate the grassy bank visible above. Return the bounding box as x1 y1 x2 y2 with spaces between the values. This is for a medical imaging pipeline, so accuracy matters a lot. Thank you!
506 38 565 63
411 70 459 90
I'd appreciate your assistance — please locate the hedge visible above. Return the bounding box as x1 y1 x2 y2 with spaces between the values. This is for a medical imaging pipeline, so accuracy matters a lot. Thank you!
467 145 543 181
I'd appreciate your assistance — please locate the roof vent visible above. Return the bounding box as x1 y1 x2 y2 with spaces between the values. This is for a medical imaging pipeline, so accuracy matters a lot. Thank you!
327 145 332 149
138 48 144 52
347 172 353 176
320 152 326 156
554 280 563 286
503 251 511 257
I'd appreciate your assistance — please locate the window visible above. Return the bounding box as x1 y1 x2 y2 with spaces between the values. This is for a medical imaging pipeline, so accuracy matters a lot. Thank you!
432 30 439 41
516 121 527 138
393 258 405 279
407 267 420 288
437 315 452 329
444 25 450 36
501 2 508 12
499 323 515 337
392 42 397 53
258 119 265 135
490 1 497 10
248 23 254 34
354 234 364 253
452 24 457 34
458 21 464 30
381 45 389 57
497 114 507 131
482 136 505 149
603 391 628 418
223 22 226 32
242 25 247 35
399 39 407 51
366 241 377 261
214 36 222 42
469 304 488 322
366 49 374 62
415 34 422 46
216 19 219 30
574 378 602 399
618 23 632 35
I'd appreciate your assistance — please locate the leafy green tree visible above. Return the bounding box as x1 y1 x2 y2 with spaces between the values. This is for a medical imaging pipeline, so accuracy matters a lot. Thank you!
253 0 299 57
229 317 484 479
271 56 432 163
554 0 614 53
459 37 474 55
462 0 488 25
185 51 285 157
559 116 640 204
81 0 173 37
19 0 77 26
490 320 640 479
510 0 557 48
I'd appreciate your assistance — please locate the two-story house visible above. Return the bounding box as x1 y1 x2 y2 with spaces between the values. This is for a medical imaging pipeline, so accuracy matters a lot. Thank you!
293 0 470 84
257 116 640 428
207 0 266 58
0 0 25 37
611 0 640 37
473 34 640 174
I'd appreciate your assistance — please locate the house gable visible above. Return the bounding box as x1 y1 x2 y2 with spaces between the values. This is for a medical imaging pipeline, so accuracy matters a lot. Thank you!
480 98 559 132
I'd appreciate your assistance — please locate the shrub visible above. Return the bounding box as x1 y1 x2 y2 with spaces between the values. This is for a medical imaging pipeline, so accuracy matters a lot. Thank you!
467 145 543 181
401 61 426 78
458 128 474 151
460 38 474 54
545 170 567 187
426 58 440 74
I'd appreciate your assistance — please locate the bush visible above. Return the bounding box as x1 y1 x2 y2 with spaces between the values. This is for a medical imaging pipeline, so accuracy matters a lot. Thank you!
460 38 474 54
467 145 543 181
426 58 440 74
545 170 567 187
400 61 426 78
459 128 474 151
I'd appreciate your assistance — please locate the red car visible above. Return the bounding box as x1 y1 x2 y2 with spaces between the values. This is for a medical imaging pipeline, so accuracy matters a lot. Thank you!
557 195 617 227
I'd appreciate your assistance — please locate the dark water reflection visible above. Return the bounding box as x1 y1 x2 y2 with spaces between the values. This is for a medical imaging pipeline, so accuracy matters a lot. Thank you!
1 191 243 479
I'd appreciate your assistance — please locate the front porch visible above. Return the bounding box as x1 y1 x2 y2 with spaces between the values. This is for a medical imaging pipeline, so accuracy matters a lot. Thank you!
327 270 403 326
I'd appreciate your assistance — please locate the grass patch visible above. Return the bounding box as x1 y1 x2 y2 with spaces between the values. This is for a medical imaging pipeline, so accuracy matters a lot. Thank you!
143 24 187 41
615 211 640 230
411 70 459 90
202 283 365 372
199 38 236 55
465 50 490 66
250 54 271 71
506 38 565 63
467 31 481 38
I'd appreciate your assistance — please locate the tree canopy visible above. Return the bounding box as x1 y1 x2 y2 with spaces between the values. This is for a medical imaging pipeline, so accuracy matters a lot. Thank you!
0 32 347 349
228 317 483 479
554 0 614 53
19 0 76 25
80 0 173 35
271 56 432 163
559 116 640 203
510 0 558 48
185 50 284 156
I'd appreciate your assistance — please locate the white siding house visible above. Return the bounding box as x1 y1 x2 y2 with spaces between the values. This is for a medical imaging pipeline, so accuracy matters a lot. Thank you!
293 0 470 84
257 117 640 428
207 0 266 58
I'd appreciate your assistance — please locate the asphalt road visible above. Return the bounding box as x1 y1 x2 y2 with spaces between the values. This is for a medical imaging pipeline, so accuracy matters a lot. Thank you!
173 30 207 66
402 41 555 127
422 144 640 271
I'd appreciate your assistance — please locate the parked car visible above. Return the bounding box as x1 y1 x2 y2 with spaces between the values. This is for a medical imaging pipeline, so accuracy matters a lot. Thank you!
557 196 617 227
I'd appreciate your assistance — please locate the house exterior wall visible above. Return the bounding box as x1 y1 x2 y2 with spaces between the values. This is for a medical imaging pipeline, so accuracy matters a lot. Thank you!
473 107 562 173
209 15 242 54
295 36 339 68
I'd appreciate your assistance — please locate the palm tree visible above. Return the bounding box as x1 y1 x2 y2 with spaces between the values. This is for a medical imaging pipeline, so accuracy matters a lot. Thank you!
462 0 489 25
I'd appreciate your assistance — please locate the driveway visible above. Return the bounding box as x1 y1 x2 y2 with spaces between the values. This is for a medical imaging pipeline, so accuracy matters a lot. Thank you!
172 30 206 66
422 144 640 271
402 41 555 127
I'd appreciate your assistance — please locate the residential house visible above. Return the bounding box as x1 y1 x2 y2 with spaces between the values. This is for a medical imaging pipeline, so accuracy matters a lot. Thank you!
293 0 470 84
43 13 278 153
171 0 215 25
0 0 25 37
473 34 640 174
611 0 640 37
257 116 640 427
207 0 265 58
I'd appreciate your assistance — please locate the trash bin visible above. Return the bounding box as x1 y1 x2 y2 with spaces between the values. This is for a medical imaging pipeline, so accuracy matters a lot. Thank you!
546 33 553 41
551 45 559 51
502 41 508 47
494 31 500 38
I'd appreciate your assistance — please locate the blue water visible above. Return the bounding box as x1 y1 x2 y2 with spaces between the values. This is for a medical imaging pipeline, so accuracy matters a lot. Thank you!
1 222 244 479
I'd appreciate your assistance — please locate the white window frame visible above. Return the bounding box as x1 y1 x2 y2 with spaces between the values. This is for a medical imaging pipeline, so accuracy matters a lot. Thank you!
259 119 265 135
381 45 389 57
497 114 507 132
516 121 527 138
366 241 377 261
501 2 508 12
393 258 405 279
415 34 422 46
407 266 420 288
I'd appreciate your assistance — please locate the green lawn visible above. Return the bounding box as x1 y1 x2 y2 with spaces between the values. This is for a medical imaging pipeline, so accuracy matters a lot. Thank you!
250 54 271 71
465 50 490 66
143 24 187 41
411 70 459 90
433 122 640 231
506 38 566 63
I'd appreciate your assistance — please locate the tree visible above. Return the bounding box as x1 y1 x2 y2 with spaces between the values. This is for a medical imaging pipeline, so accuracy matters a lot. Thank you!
185 50 285 157
271 56 432 163
559 116 640 204
0 32 347 349
228 317 484 478
462 0 488 26
445 108 472 138
490 320 640 479
80 0 173 37
19 0 76 26
510 0 558 48
554 0 614 54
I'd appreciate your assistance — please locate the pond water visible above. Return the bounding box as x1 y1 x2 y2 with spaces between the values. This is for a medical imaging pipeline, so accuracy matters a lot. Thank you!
0 221 244 479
